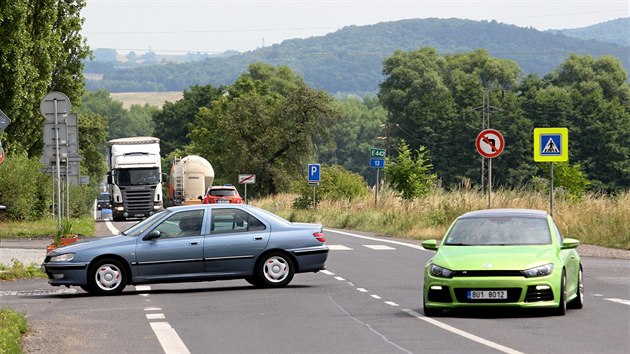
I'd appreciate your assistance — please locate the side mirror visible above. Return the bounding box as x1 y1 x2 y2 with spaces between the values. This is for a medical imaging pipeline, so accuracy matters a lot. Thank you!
422 239 438 251
561 238 580 250
142 230 161 241
106 174 112 184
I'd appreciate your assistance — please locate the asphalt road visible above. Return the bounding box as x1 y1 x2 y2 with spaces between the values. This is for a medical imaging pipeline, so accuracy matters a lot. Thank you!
1 220 629 353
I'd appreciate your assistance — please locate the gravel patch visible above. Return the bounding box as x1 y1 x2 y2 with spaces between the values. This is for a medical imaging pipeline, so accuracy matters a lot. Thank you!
577 244 630 260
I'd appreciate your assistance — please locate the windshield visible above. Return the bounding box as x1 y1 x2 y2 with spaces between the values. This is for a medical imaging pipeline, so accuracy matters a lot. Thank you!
123 210 169 237
444 216 551 246
98 192 110 201
115 167 160 186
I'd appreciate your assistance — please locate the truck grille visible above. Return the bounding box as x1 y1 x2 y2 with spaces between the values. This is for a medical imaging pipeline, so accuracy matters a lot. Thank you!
120 186 155 215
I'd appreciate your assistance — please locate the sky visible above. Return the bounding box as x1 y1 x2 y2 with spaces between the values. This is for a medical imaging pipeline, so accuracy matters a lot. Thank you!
81 0 629 54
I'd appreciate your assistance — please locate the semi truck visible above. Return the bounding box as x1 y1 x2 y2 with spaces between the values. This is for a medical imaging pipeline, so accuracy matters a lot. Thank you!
169 155 215 206
107 137 163 221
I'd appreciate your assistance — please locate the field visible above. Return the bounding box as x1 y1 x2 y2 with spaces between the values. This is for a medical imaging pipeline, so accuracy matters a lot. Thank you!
110 91 183 109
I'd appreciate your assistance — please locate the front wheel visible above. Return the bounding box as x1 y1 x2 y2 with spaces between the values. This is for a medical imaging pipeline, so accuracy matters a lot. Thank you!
554 270 567 316
568 266 584 309
254 252 294 288
423 299 441 317
88 258 127 295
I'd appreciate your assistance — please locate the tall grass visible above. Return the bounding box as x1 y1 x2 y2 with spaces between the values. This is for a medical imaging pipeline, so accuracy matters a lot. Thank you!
254 188 630 250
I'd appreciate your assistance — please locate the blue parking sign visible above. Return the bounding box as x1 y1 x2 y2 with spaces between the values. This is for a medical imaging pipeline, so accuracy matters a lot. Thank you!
308 164 320 182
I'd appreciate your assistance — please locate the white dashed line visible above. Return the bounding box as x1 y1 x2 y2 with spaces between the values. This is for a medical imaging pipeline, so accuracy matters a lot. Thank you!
384 301 399 307
150 322 191 354
371 295 382 299
145 307 162 311
357 288 368 293
320 270 335 276
605 298 630 306
363 245 396 250
147 313 166 320
328 245 354 250
136 285 152 292
334 276 346 281
324 229 430 251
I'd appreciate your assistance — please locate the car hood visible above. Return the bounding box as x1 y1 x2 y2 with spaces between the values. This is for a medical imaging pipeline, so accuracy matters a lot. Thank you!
48 235 133 255
432 245 556 271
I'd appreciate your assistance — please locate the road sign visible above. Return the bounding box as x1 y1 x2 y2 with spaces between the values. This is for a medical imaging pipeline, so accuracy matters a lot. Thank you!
476 129 505 159
308 164 321 182
0 141 4 165
370 158 385 168
0 109 11 133
40 91 71 121
370 148 386 158
534 128 568 162
238 174 256 184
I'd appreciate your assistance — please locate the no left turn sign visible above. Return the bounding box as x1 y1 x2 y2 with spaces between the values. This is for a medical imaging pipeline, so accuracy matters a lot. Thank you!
476 129 504 159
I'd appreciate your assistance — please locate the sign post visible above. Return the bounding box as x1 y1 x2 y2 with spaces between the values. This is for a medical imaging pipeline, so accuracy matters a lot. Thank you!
238 174 256 204
0 110 11 165
370 148 386 207
534 128 569 216
307 164 320 208
476 129 505 208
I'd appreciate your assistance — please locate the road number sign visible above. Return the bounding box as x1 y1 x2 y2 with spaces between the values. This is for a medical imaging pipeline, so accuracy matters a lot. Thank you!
370 158 385 168
476 129 504 159
370 148 386 158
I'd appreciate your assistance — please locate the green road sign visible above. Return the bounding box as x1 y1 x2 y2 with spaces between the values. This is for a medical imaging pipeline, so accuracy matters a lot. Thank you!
370 148 386 158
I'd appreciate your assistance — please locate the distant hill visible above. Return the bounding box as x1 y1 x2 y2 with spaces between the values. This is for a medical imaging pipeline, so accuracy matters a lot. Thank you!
87 18 630 94
550 18 630 47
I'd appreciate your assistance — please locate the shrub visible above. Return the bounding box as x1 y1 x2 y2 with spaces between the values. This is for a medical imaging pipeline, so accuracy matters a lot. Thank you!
385 141 437 200
292 164 369 209
0 154 50 221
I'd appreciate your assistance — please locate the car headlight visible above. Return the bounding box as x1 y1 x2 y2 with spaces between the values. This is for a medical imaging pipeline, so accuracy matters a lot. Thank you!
522 263 554 278
50 253 75 262
429 264 454 278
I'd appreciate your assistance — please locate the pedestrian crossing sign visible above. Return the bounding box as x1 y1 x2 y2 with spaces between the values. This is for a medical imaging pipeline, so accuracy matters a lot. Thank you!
534 128 568 162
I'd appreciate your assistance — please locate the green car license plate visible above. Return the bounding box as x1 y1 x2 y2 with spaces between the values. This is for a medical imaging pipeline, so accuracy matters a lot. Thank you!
467 290 507 300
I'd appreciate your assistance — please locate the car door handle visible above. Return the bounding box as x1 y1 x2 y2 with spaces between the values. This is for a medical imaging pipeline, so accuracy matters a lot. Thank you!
190 241 199 245
253 236 264 241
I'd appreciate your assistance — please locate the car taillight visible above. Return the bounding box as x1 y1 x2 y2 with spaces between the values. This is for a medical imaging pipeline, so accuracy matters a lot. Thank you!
313 232 325 243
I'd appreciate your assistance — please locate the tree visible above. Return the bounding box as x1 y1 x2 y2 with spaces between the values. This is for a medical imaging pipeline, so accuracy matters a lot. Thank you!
384 140 437 200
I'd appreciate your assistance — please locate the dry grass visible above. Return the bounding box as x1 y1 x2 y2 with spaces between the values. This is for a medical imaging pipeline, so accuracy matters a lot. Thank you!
253 189 630 250
110 91 183 109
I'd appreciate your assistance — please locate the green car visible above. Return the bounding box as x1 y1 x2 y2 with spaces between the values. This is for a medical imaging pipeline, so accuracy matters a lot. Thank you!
422 209 584 316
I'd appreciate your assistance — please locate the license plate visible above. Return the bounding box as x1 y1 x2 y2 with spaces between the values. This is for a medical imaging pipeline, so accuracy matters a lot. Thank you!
218 200 229 204
467 290 507 300
135 213 145 217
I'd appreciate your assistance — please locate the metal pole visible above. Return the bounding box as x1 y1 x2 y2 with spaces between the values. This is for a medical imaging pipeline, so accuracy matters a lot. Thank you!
54 99 62 232
51 170 55 217
312 184 316 208
488 158 492 209
374 168 380 207
66 163 70 220
244 184 248 204
550 162 554 217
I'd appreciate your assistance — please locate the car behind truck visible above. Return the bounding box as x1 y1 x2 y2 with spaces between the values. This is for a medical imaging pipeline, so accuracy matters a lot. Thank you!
107 137 163 221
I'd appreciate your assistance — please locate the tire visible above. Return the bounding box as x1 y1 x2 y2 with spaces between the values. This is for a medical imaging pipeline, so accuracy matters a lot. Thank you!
79 285 92 293
568 265 584 309
245 277 261 287
554 270 567 316
88 258 127 295
254 252 295 288
423 299 441 317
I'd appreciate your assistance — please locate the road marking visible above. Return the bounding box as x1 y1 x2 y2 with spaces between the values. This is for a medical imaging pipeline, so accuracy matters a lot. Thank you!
0 288 78 297
334 276 346 281
605 298 630 306
147 313 166 320
145 307 162 311
105 219 119 235
325 229 430 252
328 244 354 250
363 244 396 250
320 270 335 275
150 322 191 354
357 288 368 292
402 309 524 354
384 301 399 307
135 285 152 292
371 294 382 299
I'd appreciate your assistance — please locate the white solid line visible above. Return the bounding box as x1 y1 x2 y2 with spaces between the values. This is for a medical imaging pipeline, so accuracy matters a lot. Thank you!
402 309 524 354
150 322 191 354
605 298 630 306
384 301 399 307
136 285 152 292
145 307 162 311
363 244 396 250
371 295 382 299
146 313 166 320
324 229 430 252
320 270 335 276
105 219 119 235
334 276 346 281
357 288 368 293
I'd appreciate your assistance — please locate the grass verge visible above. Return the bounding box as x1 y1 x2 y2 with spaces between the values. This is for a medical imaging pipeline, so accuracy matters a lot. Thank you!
0 261 46 281
0 216 95 239
0 308 28 354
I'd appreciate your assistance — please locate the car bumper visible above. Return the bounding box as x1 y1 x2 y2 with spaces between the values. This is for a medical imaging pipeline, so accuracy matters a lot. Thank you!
41 262 89 286
423 271 561 309
290 246 329 273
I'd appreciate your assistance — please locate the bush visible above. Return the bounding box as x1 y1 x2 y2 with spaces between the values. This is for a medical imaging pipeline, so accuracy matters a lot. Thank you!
292 165 369 209
0 154 50 221
0 308 28 354
385 141 437 200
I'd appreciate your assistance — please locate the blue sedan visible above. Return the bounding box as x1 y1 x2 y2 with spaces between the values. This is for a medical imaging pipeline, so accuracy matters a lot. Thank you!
42 204 329 295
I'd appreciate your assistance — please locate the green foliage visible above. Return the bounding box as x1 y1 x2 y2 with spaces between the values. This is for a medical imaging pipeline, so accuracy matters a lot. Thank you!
292 165 369 209
0 261 46 280
0 154 50 221
384 141 437 200
0 308 28 353
77 111 108 183
556 18 629 47
534 162 591 199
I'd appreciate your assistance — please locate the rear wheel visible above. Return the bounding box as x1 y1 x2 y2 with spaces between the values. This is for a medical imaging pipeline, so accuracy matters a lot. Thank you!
254 252 294 288
88 258 127 295
568 266 584 309
554 270 567 316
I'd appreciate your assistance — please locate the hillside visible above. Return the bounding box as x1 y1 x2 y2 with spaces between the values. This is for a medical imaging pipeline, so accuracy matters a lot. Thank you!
551 18 630 47
86 18 630 94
